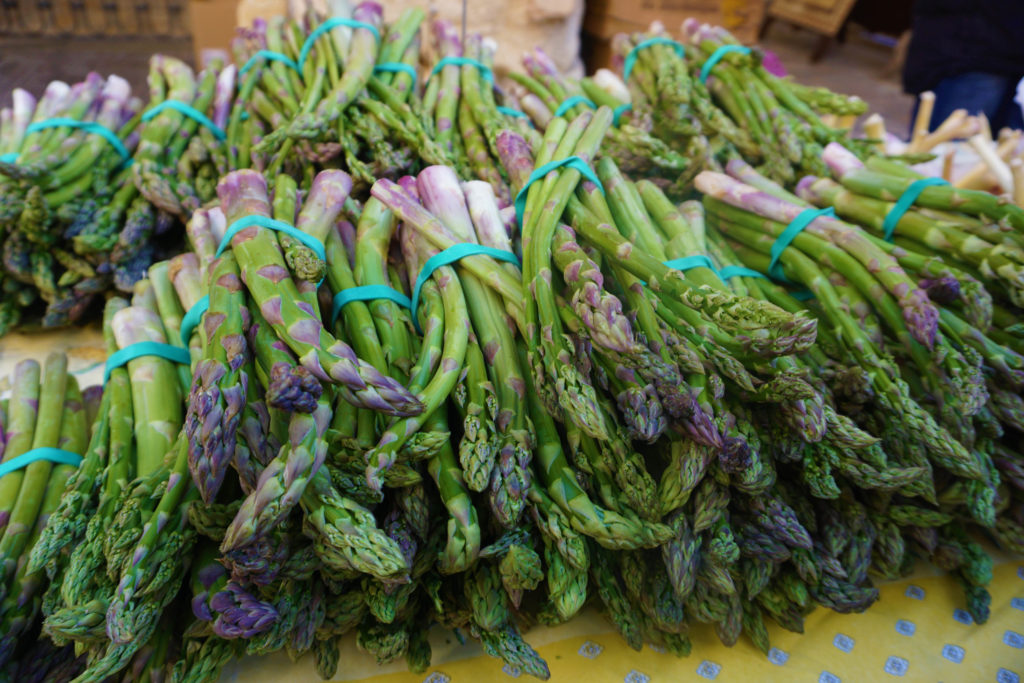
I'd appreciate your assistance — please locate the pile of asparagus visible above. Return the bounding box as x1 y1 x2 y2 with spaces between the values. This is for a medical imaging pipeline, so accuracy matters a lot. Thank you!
0 6 1023 682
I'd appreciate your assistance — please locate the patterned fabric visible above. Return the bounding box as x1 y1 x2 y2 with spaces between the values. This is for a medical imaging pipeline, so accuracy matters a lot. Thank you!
221 562 1024 683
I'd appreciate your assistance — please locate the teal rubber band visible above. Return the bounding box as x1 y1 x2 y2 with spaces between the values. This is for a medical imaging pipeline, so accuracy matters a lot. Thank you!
26 118 131 161
0 152 16 163
881 177 949 242
554 95 596 118
299 17 380 70
718 265 767 281
71 360 105 376
180 295 210 345
769 207 835 281
429 57 494 84
0 448 83 478
623 37 685 81
699 45 752 84
411 244 520 333
664 255 716 272
612 103 632 126
496 106 528 119
790 290 816 301
142 101 226 141
218 215 327 264
374 62 418 88
331 285 412 325
239 49 301 75
514 156 604 228
103 341 190 384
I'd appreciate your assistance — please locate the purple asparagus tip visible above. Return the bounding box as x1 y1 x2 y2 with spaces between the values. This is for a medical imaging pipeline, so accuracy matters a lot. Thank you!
918 275 961 304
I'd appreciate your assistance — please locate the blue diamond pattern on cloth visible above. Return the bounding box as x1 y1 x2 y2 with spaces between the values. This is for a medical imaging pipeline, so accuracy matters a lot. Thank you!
953 609 973 625
624 671 650 683
502 663 521 678
1017 566 1024 579
423 674 451 683
1012 597 1024 611
905 585 925 600
941 644 964 663
819 672 841 683
767 647 789 666
884 656 909 676
696 661 722 679
895 620 916 636
997 669 1020 683
1005 631 1024 648
833 633 855 652
578 641 603 659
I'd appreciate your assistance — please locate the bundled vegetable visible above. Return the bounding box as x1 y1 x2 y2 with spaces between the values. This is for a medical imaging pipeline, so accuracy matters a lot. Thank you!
0 7 1021 683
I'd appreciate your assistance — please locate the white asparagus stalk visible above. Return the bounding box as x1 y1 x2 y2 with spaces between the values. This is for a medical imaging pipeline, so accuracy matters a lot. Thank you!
955 131 1022 189
908 91 935 152
863 113 887 152
976 111 993 143
942 147 955 182
967 132 1014 193
1012 158 1024 206
916 110 980 152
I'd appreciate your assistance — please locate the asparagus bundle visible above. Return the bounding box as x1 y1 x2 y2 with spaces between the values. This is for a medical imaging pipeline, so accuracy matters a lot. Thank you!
0 56 237 334
699 162 1023 619
130 55 235 220
0 75 143 331
0 353 89 669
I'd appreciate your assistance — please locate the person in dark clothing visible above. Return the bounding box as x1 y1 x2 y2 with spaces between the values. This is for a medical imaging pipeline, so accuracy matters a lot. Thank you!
903 0 1024 133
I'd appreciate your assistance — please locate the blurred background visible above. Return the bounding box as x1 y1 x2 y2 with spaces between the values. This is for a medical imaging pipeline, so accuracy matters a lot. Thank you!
0 0 918 133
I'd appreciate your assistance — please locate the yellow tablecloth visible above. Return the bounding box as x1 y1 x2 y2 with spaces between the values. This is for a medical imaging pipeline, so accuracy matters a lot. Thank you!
222 560 1024 683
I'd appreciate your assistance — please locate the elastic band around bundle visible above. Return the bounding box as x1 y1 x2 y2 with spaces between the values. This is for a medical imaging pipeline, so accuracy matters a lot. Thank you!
880 177 949 241
429 57 494 84
142 101 226 141
180 295 210 345
71 360 105 376
410 244 520 332
496 106 529 120
663 255 716 272
104 341 191 384
717 265 767 281
514 156 604 228
374 62 418 87
239 50 301 75
554 95 596 118
699 45 752 84
0 448 83 478
26 118 131 161
0 152 16 163
768 206 835 281
299 17 381 70
217 215 327 265
612 103 632 126
623 37 685 81
331 285 412 325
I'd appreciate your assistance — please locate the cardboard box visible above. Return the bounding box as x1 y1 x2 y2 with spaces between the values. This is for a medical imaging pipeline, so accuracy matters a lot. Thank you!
584 0 764 43
188 0 239 65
